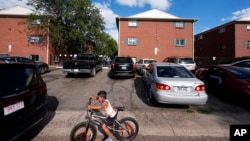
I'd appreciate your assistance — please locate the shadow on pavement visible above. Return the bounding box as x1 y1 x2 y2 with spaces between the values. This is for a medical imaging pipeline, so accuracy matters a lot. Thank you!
17 96 59 141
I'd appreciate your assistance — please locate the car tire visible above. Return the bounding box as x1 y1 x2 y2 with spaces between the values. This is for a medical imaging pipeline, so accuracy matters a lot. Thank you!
148 87 157 104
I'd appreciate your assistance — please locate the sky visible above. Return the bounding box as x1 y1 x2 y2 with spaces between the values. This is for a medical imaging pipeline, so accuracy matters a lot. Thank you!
1 0 250 42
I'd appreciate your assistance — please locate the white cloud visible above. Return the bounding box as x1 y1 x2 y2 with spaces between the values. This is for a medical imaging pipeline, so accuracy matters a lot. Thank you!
115 0 171 10
93 2 119 42
221 7 250 22
231 7 250 20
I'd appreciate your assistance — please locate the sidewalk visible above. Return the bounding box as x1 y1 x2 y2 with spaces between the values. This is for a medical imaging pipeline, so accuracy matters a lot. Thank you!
32 110 230 141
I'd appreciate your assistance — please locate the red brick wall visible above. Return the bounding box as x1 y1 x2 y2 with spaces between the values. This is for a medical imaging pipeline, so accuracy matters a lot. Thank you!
0 16 50 64
118 19 194 62
235 23 250 57
194 22 250 66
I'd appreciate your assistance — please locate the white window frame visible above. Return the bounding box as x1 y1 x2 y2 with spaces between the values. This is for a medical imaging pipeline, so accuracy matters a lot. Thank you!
174 39 186 46
175 22 185 28
247 24 250 30
28 36 43 43
246 41 250 48
128 20 138 27
127 38 138 45
30 19 41 25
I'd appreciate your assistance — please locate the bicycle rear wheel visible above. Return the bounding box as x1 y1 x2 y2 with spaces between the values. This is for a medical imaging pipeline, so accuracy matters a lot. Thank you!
70 122 97 141
115 117 139 141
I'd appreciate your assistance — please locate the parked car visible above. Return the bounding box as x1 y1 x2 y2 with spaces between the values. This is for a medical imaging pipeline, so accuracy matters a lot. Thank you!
136 58 156 75
196 65 250 103
0 56 49 74
110 56 136 78
220 59 250 69
63 53 103 77
142 62 208 105
163 56 196 71
0 63 48 141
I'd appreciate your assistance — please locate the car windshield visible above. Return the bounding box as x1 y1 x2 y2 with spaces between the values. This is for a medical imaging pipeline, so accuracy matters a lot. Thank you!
228 68 250 79
115 57 133 63
179 58 195 64
157 66 194 78
0 65 37 97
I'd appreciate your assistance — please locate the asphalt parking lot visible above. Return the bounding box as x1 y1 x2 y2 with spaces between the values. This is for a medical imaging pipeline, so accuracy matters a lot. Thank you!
19 66 250 141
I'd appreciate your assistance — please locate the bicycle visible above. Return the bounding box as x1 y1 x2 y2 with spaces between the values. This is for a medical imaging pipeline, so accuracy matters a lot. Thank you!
70 98 139 141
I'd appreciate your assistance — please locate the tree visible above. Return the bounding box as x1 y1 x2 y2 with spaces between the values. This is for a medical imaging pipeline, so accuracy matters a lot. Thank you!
25 0 115 55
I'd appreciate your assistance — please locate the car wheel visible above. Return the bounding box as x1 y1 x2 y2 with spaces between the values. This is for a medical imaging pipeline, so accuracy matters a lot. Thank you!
148 87 157 103
90 67 96 77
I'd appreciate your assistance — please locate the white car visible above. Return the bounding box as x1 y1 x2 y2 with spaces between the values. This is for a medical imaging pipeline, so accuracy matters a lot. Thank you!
136 58 156 74
143 62 208 105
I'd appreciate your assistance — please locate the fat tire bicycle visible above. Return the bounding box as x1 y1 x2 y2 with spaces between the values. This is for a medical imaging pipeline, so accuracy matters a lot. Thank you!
70 98 139 141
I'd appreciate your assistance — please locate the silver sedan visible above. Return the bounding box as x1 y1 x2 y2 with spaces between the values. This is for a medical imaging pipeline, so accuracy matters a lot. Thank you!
142 62 208 105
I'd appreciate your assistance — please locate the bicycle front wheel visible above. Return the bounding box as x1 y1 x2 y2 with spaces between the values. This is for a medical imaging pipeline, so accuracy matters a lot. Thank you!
115 117 139 141
70 122 97 141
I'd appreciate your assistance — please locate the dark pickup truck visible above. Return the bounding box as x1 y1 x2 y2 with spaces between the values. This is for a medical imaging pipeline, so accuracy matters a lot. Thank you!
62 53 103 77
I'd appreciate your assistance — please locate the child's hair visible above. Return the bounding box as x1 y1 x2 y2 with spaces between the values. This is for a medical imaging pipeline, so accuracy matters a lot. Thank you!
97 90 107 98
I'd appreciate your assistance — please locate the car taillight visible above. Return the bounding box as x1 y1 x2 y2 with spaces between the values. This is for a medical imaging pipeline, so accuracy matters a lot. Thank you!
156 83 171 90
244 84 250 91
111 64 115 69
132 63 136 69
195 84 206 91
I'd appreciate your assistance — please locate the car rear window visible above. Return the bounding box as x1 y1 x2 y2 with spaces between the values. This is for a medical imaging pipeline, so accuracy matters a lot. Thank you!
115 57 133 63
144 60 156 64
157 66 194 78
0 65 39 97
179 58 195 64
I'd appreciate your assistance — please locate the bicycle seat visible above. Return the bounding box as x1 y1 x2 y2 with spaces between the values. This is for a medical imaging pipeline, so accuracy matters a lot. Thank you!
114 106 125 111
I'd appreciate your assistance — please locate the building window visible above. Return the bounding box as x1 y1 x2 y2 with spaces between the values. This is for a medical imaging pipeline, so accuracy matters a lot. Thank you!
128 20 139 27
197 47 203 53
198 35 203 40
28 36 43 43
127 38 139 45
30 19 41 25
174 39 186 46
30 55 40 61
218 27 226 33
247 24 250 30
219 43 226 50
174 22 185 28
245 41 250 48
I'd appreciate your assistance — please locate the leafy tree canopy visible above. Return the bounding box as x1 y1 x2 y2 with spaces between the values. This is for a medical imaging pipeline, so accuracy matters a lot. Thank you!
26 0 117 56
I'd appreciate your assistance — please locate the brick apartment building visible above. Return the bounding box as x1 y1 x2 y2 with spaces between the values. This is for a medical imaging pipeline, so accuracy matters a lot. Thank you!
0 6 55 65
116 9 197 62
194 17 250 66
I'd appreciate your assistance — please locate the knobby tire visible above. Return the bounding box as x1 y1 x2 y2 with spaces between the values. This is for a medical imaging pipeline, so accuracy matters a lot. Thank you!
70 122 97 141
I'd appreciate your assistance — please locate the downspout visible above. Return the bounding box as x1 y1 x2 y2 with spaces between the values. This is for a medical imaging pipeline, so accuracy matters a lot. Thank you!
46 19 50 64
118 18 120 56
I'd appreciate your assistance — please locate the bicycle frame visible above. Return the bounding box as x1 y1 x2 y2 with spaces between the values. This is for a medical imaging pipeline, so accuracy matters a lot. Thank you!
85 98 126 134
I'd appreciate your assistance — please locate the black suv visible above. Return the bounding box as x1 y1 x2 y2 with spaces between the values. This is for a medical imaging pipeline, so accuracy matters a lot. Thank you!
110 56 136 78
0 63 48 140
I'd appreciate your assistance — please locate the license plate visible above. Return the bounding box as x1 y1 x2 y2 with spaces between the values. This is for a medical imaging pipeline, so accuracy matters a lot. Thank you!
121 66 126 70
177 87 187 92
4 101 25 116
73 69 79 72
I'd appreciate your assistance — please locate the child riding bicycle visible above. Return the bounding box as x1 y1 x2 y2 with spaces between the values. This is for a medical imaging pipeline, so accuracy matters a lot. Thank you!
88 90 117 141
